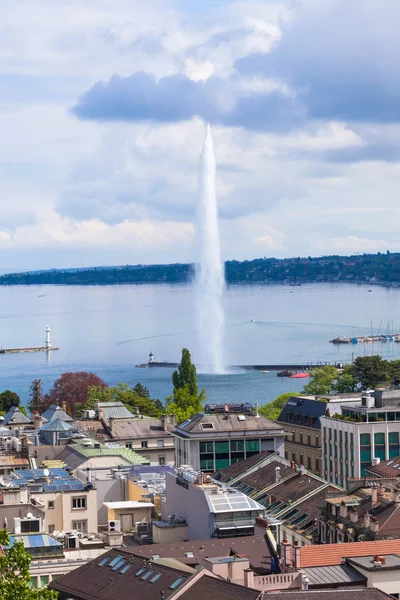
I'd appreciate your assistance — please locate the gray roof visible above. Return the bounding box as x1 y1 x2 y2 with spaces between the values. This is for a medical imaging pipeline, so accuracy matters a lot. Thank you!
265 592 392 600
40 418 74 432
303 564 366 587
205 490 264 514
109 419 170 439
175 412 284 435
42 404 73 422
97 401 135 420
3 406 31 425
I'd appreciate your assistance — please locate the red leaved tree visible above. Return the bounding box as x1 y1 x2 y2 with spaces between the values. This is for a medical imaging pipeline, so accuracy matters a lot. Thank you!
43 372 108 417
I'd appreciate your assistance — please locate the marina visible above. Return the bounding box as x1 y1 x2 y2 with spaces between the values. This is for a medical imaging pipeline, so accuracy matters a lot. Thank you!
330 334 400 344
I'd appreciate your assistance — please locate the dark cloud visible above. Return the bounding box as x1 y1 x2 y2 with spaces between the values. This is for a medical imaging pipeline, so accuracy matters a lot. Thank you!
71 71 304 131
236 0 400 124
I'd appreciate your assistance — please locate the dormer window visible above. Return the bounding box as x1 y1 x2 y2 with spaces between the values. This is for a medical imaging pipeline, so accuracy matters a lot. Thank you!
200 423 214 430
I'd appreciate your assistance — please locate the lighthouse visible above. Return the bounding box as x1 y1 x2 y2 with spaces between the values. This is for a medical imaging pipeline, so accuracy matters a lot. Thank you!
45 325 52 350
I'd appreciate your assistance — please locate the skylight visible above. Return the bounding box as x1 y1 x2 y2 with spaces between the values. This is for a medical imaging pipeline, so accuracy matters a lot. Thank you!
135 568 146 576
185 552 195 558
120 564 132 574
150 573 162 583
112 559 126 571
180 418 192 428
109 555 123 568
98 557 111 567
170 577 185 590
151 554 161 559
141 570 154 580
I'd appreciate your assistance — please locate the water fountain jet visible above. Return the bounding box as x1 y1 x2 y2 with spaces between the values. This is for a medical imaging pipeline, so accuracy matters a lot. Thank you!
194 124 225 374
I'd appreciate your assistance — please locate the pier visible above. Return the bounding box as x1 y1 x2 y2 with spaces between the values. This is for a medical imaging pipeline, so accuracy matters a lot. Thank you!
135 360 340 371
0 326 59 355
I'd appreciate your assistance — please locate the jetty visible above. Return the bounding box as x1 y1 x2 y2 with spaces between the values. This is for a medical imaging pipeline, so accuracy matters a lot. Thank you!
0 326 59 355
330 334 400 344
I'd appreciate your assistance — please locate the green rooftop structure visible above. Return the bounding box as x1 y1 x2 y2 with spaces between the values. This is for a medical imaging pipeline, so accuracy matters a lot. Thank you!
70 440 149 465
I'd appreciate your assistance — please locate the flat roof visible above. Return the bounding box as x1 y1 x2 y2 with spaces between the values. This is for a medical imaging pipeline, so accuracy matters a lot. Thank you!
103 501 154 509
348 554 400 571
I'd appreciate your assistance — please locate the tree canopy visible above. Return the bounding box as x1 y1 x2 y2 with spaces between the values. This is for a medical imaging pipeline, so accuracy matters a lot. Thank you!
259 393 296 421
0 390 20 413
166 348 206 423
0 529 57 599
43 371 107 417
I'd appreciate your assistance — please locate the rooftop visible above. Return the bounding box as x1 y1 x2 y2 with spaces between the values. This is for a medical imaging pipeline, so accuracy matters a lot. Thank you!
300 539 400 567
205 490 264 514
178 574 260 600
367 456 400 477
213 451 272 483
264 591 392 600
277 396 326 429
175 410 283 436
42 404 73 422
302 564 366 587
104 501 154 510
10 467 87 493
97 401 138 421
127 535 272 574
69 440 149 464
40 417 75 432
348 554 400 571
3 406 31 425
4 534 63 557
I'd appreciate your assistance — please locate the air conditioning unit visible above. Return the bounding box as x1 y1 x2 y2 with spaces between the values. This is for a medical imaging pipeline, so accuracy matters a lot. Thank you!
108 520 121 532
136 522 150 535
64 534 79 549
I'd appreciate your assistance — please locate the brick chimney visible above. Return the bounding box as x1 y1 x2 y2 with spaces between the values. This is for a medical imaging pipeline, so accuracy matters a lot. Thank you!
243 569 254 588
280 539 292 571
293 541 301 569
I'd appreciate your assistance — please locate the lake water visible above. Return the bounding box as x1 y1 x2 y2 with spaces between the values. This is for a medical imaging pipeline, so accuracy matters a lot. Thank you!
1 282 400 406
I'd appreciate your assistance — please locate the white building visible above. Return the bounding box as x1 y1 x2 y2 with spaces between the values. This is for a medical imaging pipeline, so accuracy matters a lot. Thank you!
321 389 400 485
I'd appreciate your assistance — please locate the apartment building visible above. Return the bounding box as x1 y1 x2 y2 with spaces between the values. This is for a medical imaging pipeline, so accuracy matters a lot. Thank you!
173 402 285 472
320 389 400 485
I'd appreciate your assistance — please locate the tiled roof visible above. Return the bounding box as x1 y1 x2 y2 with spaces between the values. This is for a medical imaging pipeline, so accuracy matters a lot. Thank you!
126 535 272 574
0 456 29 468
367 456 400 477
213 451 272 482
300 539 400 567
266 472 323 506
175 412 283 435
277 396 326 429
51 547 194 600
264 591 391 600
108 419 171 439
179 575 260 600
239 461 295 492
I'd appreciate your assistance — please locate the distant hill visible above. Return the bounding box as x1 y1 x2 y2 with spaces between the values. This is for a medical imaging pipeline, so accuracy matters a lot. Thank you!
0 252 399 286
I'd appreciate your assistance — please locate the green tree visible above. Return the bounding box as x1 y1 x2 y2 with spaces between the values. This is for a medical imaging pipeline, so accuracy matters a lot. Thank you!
44 372 108 417
303 366 338 395
167 348 206 423
172 348 199 396
28 379 44 413
134 383 150 399
335 364 357 393
0 390 20 413
259 393 296 421
0 528 57 599
352 356 390 389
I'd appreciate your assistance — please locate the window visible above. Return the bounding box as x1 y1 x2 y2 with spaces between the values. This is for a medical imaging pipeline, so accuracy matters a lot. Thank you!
40 576 49 587
48 524 55 534
308 434 311 446
159 456 166 466
157 440 164 447
200 442 213 453
125 442 132 449
72 496 86 510
360 433 372 474
200 423 214 430
231 440 244 452
316 436 319 447
292 453 296 462
48 501 54 509
246 439 260 455
299 454 304 465
389 432 400 458
170 577 185 590
285 451 288 460
72 520 88 534
300 433 303 444
141 441 148 448
307 456 312 470
315 458 320 473
374 432 386 461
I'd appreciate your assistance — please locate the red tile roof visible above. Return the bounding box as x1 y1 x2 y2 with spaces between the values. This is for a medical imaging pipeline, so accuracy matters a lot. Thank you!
301 539 400 567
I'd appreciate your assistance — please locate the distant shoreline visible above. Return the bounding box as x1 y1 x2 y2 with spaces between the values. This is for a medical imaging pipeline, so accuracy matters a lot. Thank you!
0 252 399 287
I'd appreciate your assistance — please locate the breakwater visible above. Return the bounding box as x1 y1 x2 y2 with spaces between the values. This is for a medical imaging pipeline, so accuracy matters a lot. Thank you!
0 346 59 354
135 361 339 371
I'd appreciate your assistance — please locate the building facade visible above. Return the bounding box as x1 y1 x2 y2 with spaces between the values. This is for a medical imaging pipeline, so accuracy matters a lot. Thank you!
173 403 286 472
320 390 400 486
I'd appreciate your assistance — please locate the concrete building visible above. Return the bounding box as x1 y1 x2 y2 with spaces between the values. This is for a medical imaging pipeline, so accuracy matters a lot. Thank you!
173 403 286 472
104 500 154 534
277 396 325 474
214 451 342 546
75 403 176 466
161 466 264 540
1 468 97 535
320 389 400 485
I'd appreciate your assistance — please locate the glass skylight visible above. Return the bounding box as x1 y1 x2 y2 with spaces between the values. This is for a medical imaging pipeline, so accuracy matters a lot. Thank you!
120 564 132 574
112 559 126 571
109 555 123 568
98 557 111 567
208 492 263 513
170 577 185 590
149 573 162 583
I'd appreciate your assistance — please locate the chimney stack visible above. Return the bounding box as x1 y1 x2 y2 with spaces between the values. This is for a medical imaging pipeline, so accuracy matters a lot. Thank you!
33 412 43 431
371 487 378 504
364 512 371 528
243 569 254 589
350 509 358 523
339 502 348 518
293 541 301 569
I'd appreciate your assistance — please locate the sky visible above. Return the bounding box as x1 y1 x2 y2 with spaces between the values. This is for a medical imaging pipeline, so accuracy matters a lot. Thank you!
0 0 399 270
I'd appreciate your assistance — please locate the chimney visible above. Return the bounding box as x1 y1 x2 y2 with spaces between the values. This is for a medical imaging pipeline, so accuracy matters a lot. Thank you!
275 466 281 483
350 509 358 523
371 487 378 504
364 512 371 528
109 417 115 435
339 502 348 518
33 412 43 431
293 541 301 569
61 400 67 414
373 555 382 568
280 539 291 571
134 406 140 417
301 573 309 591
243 569 254 588
370 516 379 533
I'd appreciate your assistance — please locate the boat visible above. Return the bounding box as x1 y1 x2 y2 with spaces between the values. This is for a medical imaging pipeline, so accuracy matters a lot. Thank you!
277 370 297 377
289 283 301 287
290 372 310 379
260 370 270 374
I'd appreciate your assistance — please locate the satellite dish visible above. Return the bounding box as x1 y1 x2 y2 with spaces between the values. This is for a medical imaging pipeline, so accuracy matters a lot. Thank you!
43 468 50 477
